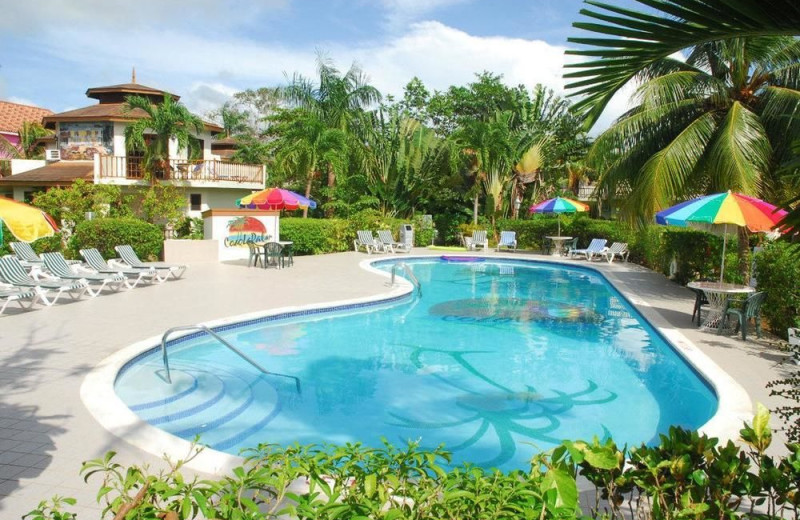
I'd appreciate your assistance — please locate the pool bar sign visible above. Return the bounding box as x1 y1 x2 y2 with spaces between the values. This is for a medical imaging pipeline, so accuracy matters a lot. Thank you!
224 217 270 247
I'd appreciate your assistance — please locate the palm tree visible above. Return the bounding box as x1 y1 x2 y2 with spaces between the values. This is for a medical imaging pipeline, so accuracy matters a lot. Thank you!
0 122 51 159
123 94 205 181
280 54 381 214
589 37 800 224
269 109 348 217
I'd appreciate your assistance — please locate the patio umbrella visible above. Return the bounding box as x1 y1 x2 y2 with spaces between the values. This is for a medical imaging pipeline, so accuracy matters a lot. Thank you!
529 196 589 236
0 198 59 244
236 188 317 211
655 191 787 283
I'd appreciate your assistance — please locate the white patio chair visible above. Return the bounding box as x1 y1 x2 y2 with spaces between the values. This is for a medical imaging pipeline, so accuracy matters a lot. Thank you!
602 242 630 263
354 231 385 254
377 230 408 253
496 231 517 251
569 238 607 260
469 230 488 251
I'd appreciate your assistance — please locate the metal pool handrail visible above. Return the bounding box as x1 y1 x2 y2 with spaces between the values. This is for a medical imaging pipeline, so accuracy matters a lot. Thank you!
160 325 301 393
391 262 422 297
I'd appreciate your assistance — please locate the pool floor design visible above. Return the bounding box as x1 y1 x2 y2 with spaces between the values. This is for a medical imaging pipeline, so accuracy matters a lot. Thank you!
115 259 717 471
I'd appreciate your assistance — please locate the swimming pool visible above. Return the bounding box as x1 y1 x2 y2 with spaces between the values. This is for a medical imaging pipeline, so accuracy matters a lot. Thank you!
114 258 717 471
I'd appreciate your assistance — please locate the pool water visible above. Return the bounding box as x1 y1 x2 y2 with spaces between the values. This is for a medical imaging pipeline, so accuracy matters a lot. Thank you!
115 259 717 471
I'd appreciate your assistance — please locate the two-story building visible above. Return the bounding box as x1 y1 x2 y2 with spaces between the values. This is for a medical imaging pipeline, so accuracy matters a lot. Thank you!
0 79 264 217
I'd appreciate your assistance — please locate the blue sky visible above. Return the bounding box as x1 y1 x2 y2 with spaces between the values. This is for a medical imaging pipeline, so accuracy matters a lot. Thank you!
0 0 643 131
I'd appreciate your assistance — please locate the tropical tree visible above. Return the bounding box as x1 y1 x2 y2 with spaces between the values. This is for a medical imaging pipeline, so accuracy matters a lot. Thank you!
268 108 348 217
279 55 381 214
207 101 251 138
123 94 205 181
590 36 800 225
0 122 51 159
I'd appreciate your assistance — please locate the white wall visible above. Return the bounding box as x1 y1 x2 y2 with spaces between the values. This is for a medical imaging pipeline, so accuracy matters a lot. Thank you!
10 159 46 175
184 188 253 218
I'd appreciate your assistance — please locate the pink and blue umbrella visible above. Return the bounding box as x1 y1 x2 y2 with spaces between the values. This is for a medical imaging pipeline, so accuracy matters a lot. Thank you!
237 188 317 211
529 196 589 236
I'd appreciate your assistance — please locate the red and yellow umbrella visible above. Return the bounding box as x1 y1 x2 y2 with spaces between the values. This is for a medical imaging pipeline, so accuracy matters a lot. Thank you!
0 198 59 243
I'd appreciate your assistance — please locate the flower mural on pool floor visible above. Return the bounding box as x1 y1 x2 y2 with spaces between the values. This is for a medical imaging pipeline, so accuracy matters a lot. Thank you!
388 346 617 468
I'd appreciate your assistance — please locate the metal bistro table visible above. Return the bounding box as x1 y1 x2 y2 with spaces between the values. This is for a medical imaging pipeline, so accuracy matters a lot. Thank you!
687 281 754 332
545 236 573 257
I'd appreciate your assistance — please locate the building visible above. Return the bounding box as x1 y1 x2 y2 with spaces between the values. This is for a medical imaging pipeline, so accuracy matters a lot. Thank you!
0 79 264 217
0 100 53 159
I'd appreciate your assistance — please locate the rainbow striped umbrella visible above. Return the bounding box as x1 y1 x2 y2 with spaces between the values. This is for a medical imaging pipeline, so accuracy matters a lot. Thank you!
656 191 787 282
237 188 317 211
529 196 590 236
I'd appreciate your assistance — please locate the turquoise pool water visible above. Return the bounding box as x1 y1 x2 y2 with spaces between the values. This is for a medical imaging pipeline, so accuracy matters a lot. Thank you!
115 258 717 471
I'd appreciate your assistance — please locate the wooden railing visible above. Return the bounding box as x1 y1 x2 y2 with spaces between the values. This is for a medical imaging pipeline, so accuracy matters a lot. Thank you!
98 156 262 183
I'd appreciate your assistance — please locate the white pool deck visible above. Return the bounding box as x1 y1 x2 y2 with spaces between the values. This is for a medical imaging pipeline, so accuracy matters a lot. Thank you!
0 249 794 518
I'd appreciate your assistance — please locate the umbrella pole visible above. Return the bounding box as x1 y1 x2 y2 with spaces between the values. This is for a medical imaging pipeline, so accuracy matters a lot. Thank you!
558 215 561 237
720 224 727 283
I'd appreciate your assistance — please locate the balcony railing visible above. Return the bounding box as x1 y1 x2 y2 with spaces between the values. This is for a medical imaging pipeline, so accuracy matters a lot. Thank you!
98 156 262 184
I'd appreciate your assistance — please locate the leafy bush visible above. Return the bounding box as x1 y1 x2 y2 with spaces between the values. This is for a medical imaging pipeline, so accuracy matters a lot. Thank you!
24 408 800 520
495 215 634 252
755 241 800 338
280 218 351 255
68 218 163 260
659 228 723 285
174 217 204 240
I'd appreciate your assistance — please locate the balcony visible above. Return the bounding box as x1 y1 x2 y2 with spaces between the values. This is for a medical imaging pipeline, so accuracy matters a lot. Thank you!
97 156 264 188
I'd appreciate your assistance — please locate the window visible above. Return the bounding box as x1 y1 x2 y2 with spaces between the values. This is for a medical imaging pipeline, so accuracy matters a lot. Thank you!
190 193 202 211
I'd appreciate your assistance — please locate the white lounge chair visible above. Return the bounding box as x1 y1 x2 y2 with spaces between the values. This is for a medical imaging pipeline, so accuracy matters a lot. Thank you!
10 242 44 266
602 242 629 263
569 238 607 260
496 231 517 251
377 230 409 253
79 248 158 288
114 245 187 281
42 252 126 296
469 230 488 251
354 231 386 254
0 287 39 314
0 256 89 306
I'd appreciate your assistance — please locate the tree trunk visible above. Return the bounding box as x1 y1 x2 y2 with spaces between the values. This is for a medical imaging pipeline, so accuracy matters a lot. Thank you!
325 162 335 218
303 171 316 219
737 226 750 284
472 194 479 225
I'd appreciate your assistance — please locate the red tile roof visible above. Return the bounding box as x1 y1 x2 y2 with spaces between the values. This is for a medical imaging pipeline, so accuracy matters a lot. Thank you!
0 101 53 134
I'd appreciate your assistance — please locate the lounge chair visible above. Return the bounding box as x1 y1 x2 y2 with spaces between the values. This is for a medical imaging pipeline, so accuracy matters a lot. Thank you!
114 245 187 281
0 256 88 306
602 242 629 263
42 252 126 296
722 291 766 341
496 231 517 252
10 241 44 266
569 238 607 260
468 230 488 251
377 230 409 253
0 287 39 315
79 248 158 289
354 231 386 254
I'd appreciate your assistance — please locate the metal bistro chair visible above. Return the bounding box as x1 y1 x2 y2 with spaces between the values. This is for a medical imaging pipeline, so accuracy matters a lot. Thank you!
722 291 767 341
541 235 552 255
263 242 284 269
561 237 579 257
690 288 709 326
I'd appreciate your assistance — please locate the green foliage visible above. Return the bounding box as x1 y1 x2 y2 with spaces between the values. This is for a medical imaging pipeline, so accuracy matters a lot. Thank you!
494 215 634 252
280 218 351 255
174 217 204 240
767 342 800 443
754 241 800 337
68 218 163 260
659 228 724 285
31 179 131 231
25 411 800 520
137 184 187 226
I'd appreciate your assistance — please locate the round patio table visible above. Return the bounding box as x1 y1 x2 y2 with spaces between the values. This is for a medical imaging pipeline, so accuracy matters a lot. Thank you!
545 236 573 257
687 281 754 332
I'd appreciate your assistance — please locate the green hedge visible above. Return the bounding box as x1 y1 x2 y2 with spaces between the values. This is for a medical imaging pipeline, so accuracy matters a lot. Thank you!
280 218 351 255
68 218 163 260
493 215 634 252
755 241 800 338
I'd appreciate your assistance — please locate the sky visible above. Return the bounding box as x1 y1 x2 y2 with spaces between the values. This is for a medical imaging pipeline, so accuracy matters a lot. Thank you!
0 0 644 133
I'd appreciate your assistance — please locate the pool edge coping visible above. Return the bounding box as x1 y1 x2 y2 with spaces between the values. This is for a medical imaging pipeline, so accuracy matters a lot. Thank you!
80 254 752 475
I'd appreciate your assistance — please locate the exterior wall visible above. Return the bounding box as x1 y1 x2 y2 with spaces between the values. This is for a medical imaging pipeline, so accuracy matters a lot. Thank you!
113 122 127 156
10 159 46 175
184 187 254 219
202 209 280 262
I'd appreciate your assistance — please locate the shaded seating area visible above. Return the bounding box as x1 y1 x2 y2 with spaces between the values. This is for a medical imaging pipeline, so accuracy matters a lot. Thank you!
569 238 607 260
496 231 517 251
114 245 187 281
721 291 767 341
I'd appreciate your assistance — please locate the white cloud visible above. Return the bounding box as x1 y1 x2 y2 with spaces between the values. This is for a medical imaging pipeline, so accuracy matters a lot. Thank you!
378 0 473 30
4 96 41 107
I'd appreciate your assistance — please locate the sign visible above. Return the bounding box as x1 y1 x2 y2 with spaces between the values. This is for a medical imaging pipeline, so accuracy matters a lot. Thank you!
223 216 269 247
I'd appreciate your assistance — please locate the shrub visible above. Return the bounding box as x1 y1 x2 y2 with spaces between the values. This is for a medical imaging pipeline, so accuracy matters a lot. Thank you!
659 228 724 285
755 241 800 338
68 218 163 260
174 217 204 240
280 218 351 255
